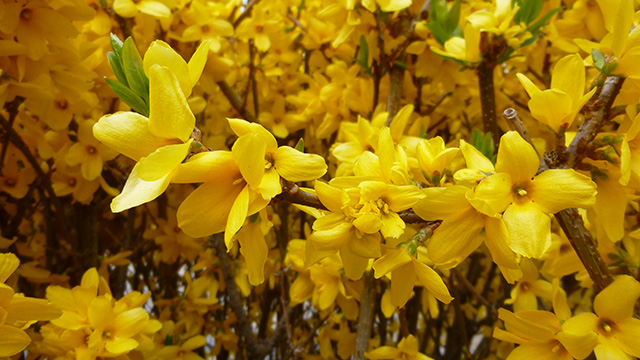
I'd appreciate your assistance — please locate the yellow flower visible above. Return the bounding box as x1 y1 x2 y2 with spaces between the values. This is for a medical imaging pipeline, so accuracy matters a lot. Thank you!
416 136 459 185
517 54 596 131
65 119 118 181
0 253 61 357
494 308 598 360
505 259 552 312
466 131 597 258
308 179 424 279
372 243 452 308
175 119 327 247
94 64 195 212
365 334 433 360
561 275 640 359
113 0 173 18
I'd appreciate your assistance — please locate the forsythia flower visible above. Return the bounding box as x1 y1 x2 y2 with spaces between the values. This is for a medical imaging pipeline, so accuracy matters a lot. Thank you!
365 334 433 360
561 275 640 359
94 41 210 212
466 131 597 258
517 54 596 131
175 119 327 246
0 253 61 357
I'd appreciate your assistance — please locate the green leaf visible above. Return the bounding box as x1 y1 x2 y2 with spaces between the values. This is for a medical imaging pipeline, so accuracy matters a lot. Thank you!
526 7 561 34
122 37 150 103
431 0 447 23
110 33 124 60
444 0 461 34
295 138 305 152
297 0 305 11
419 125 429 139
359 35 369 68
105 78 150 116
516 0 544 25
394 60 407 70
107 52 129 87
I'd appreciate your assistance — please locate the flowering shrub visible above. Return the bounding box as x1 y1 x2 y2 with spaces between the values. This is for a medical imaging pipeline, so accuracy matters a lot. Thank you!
2 0 640 359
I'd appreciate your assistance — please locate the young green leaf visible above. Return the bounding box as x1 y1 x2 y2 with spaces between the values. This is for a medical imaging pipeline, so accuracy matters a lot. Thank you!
122 37 150 103
295 138 305 152
110 33 124 60
107 52 129 87
105 78 150 116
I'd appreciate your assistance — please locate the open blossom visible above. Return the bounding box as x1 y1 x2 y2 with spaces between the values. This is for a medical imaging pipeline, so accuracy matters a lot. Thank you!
517 54 596 131
466 131 597 258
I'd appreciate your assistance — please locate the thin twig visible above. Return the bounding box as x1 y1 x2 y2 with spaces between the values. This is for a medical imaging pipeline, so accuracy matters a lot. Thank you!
217 80 257 122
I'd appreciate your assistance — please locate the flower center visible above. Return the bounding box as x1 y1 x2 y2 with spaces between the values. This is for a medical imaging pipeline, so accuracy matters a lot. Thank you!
512 181 532 204
597 318 616 337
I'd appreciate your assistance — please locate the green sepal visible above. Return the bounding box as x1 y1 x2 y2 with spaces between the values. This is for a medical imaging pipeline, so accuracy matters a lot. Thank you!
122 37 150 104
295 138 305 152
105 78 150 116
515 0 544 25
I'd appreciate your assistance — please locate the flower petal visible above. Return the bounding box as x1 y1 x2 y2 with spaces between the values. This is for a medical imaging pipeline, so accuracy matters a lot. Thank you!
274 146 327 182
503 202 551 258
531 169 597 213
111 164 173 213
391 262 416 307
550 54 585 106
426 210 484 268
136 140 192 182
413 260 452 304
0 325 31 357
528 90 574 130
238 221 267 286
93 112 168 161
148 64 195 142
224 185 250 247
594 275 640 322
143 41 191 97
232 133 266 188
495 131 539 183
177 181 244 238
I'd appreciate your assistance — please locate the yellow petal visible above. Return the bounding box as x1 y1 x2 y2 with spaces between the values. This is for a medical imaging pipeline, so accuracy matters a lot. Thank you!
0 253 19 283
484 217 518 269
232 133 266 188
531 169 597 213
238 221 267 286
173 151 238 184
224 185 250 247
111 164 173 213
148 64 195 142
228 118 278 152
113 308 148 337
467 173 513 216
426 211 484 268
93 112 169 161
413 186 470 221
373 248 412 278
352 213 383 234
365 347 402 359
339 246 369 280
310 221 353 252
136 1 170 18
3 297 61 322
615 318 640 358
143 41 191 97
136 141 192 182
495 131 539 183
413 260 452 304
384 185 424 212
391 262 416 307
315 181 344 214
257 168 281 200
112 0 137 17
274 146 327 182
528 90 574 130
550 54 585 106
516 73 542 98
380 212 405 239
188 40 211 90
594 275 640 322
556 330 599 360
88 296 114 329
177 181 244 238
503 202 551 258
105 336 139 354
347 232 381 259
459 139 495 172
0 325 30 357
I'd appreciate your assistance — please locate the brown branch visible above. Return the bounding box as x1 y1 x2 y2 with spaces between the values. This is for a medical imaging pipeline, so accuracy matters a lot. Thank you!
0 97 22 174
564 76 625 170
217 80 257 122
353 270 375 360
477 60 501 149
0 110 67 240
211 233 279 359
233 0 257 28
286 13 308 32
